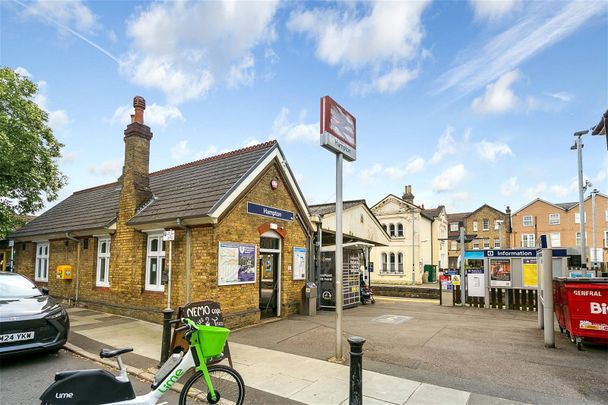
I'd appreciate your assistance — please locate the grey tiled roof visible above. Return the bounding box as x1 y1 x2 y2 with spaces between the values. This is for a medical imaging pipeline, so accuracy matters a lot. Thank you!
422 205 444 219
555 202 577 210
10 141 277 238
447 212 471 222
309 200 367 217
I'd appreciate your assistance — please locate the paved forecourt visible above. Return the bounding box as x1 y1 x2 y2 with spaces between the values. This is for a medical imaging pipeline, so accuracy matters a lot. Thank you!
65 307 524 405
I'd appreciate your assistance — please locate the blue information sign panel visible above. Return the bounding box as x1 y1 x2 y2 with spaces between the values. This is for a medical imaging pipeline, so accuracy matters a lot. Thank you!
247 202 294 221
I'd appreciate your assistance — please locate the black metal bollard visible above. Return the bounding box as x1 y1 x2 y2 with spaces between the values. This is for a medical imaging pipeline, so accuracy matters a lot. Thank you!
159 307 174 367
348 336 366 405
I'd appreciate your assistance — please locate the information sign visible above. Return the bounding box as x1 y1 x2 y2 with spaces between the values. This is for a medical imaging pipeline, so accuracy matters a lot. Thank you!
162 230 175 241
490 258 511 287
217 242 256 286
247 202 294 221
523 258 538 287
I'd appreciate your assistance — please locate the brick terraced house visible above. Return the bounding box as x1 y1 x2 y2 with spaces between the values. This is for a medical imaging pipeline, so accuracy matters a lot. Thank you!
10 97 313 327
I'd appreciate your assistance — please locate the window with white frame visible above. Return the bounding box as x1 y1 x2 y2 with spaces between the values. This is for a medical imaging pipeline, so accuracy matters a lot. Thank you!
35 242 49 281
397 253 403 273
549 213 560 225
381 253 388 272
550 232 561 247
494 238 501 248
383 224 388 233
522 234 535 248
483 239 490 249
575 232 587 247
472 240 480 250
96 237 110 287
397 223 404 237
574 212 587 224
605 231 608 248
389 224 395 237
523 216 533 227
494 220 502 230
450 240 457 251
389 253 396 272
472 221 478 232
450 222 458 232
605 210 608 222
482 219 489 231
145 234 166 291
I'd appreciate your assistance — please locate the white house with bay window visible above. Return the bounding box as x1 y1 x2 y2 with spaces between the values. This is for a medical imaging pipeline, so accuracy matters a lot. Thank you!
370 187 447 285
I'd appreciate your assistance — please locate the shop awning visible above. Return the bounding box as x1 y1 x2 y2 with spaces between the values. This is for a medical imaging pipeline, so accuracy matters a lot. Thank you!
464 251 485 259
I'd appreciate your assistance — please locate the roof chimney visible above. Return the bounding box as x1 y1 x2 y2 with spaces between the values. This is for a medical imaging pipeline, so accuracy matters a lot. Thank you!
118 96 153 219
133 96 145 124
402 185 415 204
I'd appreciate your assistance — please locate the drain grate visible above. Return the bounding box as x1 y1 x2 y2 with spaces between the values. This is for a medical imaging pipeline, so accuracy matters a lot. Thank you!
371 314 412 324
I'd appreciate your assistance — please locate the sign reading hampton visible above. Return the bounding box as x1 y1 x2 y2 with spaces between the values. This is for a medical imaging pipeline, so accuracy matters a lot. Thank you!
247 202 294 221
320 95 356 162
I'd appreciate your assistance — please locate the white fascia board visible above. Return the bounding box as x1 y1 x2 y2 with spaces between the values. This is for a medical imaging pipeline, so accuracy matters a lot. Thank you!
209 148 313 229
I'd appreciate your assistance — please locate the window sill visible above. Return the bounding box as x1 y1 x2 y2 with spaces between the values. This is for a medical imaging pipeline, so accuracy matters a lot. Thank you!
95 285 110 290
142 289 164 295
35 280 48 284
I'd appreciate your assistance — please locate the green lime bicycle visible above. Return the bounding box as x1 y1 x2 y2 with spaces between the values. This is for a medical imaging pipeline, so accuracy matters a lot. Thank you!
40 318 245 405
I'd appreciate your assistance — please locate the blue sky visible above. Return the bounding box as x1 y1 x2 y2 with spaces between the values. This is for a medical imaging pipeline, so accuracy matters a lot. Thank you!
2 0 607 215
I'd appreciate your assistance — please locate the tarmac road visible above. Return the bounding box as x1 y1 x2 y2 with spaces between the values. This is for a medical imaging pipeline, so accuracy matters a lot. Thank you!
231 297 608 404
0 349 181 404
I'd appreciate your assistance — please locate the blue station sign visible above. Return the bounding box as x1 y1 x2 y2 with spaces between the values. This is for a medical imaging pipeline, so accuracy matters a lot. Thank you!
247 202 294 221
485 249 536 257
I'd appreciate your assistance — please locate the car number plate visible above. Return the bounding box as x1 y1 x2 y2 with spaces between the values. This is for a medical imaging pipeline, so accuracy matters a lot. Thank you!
0 331 35 343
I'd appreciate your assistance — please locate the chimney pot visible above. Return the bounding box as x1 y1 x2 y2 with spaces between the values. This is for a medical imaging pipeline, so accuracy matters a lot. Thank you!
133 96 146 124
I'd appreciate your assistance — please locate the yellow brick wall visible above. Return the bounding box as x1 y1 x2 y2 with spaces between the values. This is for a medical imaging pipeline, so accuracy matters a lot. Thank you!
465 206 510 250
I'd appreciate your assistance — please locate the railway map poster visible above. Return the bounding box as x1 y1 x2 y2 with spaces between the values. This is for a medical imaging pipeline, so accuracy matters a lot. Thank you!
490 258 511 287
293 247 306 280
218 242 256 286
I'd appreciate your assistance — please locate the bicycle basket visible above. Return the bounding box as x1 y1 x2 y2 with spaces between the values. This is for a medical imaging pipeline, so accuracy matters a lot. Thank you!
193 325 230 359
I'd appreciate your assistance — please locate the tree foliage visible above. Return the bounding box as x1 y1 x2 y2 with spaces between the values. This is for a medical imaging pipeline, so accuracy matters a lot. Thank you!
0 67 66 238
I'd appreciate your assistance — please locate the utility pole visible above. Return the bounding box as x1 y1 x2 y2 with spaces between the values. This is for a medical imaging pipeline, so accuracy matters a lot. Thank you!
572 130 589 276
591 189 598 268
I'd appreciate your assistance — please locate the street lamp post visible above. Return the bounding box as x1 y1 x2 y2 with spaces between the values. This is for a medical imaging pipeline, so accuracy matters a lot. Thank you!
571 130 589 276
591 189 599 268
411 209 415 284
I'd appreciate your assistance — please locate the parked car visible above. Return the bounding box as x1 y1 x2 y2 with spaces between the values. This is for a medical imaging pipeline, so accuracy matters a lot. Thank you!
0 273 69 356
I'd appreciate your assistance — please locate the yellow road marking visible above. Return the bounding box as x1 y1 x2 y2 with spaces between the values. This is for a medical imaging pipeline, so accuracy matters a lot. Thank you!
374 296 439 304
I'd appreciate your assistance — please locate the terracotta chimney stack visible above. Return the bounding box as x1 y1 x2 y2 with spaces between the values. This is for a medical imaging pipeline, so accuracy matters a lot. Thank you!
133 96 145 124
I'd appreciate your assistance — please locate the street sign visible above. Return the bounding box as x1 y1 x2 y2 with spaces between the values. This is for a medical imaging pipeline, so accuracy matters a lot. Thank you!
320 96 356 162
162 230 175 241
8 240 14 247
247 202 294 221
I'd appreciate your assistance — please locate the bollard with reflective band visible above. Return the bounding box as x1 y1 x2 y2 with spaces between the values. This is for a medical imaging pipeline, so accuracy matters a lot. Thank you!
348 336 366 405
159 308 174 366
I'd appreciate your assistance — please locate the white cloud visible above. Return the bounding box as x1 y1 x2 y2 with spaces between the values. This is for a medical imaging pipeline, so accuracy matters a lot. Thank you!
546 92 572 102
110 103 183 128
89 159 122 177
23 0 98 34
549 176 592 198
476 140 513 161
288 1 431 94
14 66 31 78
471 70 520 114
430 126 459 164
170 140 190 161
58 150 79 164
469 0 520 20
524 182 547 200
432 164 467 192
405 156 425 174
435 1 606 97
500 176 519 196
272 107 318 143
242 138 262 148
121 1 279 104
360 164 383 184
28 75 70 132
194 145 219 160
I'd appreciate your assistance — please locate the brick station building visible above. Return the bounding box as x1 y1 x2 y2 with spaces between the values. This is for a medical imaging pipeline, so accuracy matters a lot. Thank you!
10 97 313 327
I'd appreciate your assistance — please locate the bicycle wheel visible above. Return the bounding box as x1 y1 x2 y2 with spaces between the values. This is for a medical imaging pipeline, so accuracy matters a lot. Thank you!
179 365 245 405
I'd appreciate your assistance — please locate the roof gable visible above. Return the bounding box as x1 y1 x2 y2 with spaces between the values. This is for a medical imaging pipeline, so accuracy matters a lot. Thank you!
469 204 506 217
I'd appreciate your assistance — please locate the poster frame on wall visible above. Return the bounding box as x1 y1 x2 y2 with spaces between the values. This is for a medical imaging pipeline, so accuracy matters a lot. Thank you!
490 258 512 287
292 247 306 281
217 241 257 286
522 258 538 288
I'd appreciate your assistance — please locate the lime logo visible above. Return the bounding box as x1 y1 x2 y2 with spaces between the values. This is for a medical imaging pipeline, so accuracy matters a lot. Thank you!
55 393 74 399
158 369 183 393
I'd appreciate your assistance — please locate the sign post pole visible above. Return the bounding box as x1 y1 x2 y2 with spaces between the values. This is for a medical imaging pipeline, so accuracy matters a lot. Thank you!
460 227 466 305
336 152 343 361
320 95 356 362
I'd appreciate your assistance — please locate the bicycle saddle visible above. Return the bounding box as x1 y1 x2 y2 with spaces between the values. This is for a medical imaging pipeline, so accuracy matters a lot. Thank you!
99 347 134 358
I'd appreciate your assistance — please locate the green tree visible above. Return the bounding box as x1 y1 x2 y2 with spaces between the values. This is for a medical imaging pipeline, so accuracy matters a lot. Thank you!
0 67 66 238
